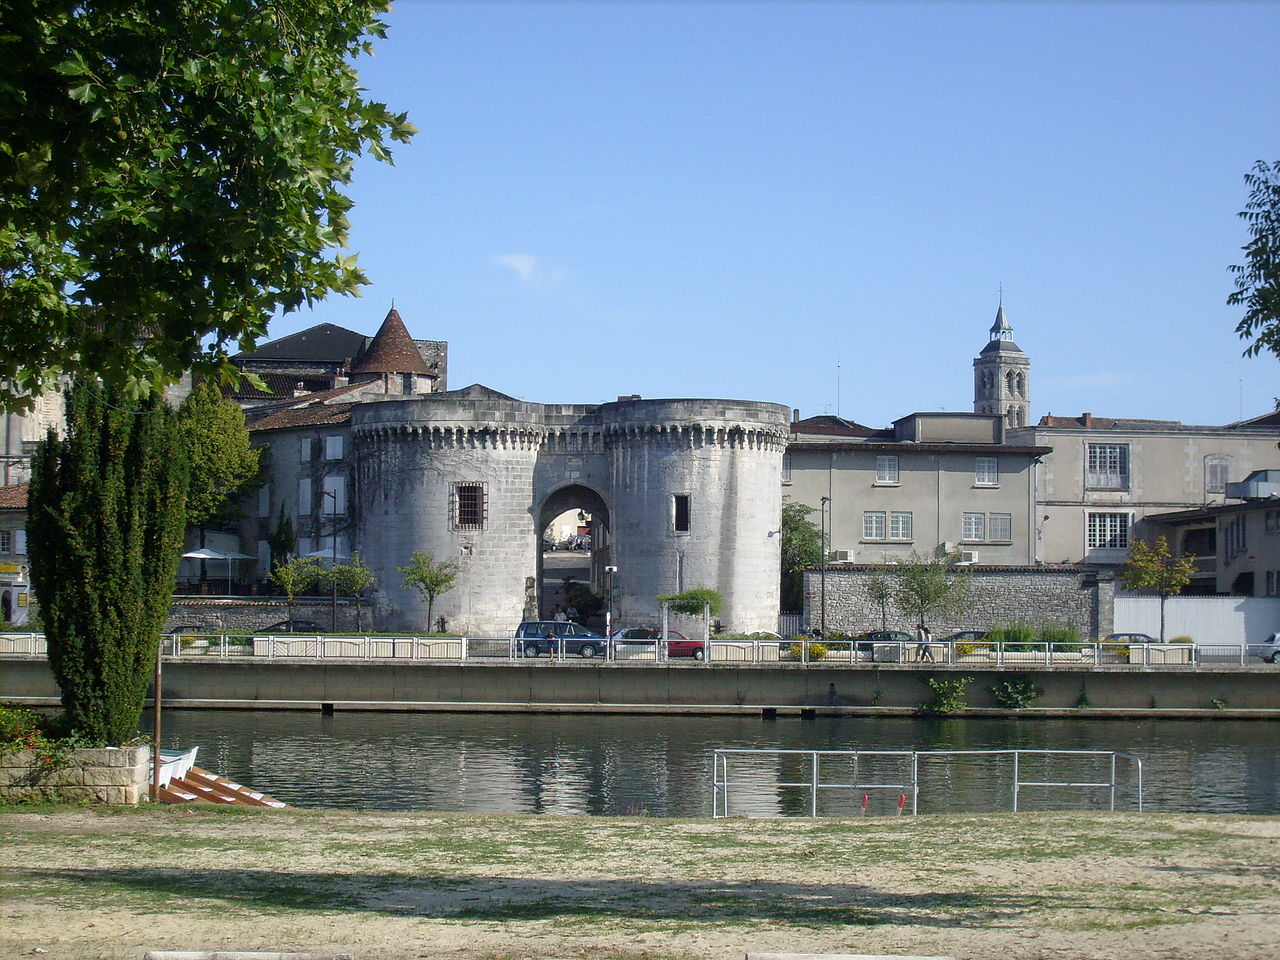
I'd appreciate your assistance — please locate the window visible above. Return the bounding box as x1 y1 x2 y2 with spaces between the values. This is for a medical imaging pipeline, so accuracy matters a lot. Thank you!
889 511 913 540
257 485 271 519
975 457 999 486
0 531 10 554
962 513 986 541
781 455 792 483
1268 571 1277 597
673 494 691 533
297 477 312 515
1267 510 1280 534
299 438 314 463
1205 456 1230 495
256 539 270 573
1223 515 1248 560
1086 443 1129 490
1087 513 1130 550
875 455 899 484
989 513 1012 542
322 475 346 515
325 435 344 460
863 511 886 540
454 482 487 530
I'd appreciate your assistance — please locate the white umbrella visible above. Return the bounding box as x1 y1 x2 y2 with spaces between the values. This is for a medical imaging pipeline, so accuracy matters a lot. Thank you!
303 548 351 568
181 548 253 593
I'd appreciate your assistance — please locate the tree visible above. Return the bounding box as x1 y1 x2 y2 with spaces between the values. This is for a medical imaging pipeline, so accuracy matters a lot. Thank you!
27 383 188 745
269 556 324 625
326 551 376 632
267 515 296 570
177 381 261 580
1230 160 1280 359
866 573 893 630
890 550 972 631
780 499 822 612
399 551 459 631
0 0 416 413
1118 535 1197 642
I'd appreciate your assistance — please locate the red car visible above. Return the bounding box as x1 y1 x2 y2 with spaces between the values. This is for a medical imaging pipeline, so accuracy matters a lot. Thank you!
611 627 706 660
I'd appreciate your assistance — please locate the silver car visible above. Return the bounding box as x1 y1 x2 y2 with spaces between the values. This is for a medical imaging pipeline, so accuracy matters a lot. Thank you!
1246 632 1280 663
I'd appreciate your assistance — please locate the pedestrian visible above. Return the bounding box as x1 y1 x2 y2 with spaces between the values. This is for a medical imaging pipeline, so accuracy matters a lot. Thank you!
553 604 568 622
916 623 934 662
545 626 558 657
565 602 579 622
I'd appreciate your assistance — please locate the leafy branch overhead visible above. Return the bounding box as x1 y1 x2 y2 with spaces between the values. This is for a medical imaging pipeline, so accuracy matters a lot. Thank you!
0 0 416 411
1230 160 1280 359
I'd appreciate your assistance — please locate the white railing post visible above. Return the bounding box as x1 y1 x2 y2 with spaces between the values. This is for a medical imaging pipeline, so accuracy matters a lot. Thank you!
811 751 819 818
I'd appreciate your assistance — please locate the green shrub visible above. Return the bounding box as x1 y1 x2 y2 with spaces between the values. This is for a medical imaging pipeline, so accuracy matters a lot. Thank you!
1169 635 1194 644
0 704 79 787
955 640 991 657
990 676 1044 709
789 641 828 661
658 587 722 617
1040 622 1084 651
921 676 973 714
563 581 604 618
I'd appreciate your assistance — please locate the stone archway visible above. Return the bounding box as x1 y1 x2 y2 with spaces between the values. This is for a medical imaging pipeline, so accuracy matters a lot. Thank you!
536 484 611 628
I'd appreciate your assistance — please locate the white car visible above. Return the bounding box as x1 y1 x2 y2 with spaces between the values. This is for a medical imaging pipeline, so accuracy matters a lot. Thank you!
1247 633 1280 663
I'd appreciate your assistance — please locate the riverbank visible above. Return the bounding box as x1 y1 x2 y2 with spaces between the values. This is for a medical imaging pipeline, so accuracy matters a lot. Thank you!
1 807 1275 960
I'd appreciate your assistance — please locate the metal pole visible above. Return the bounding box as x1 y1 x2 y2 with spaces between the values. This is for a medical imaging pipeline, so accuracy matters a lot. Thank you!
1012 751 1020 812
811 751 819 817
151 641 162 802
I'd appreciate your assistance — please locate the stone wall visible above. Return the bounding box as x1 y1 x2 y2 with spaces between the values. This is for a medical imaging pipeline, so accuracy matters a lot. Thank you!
804 565 1114 638
164 598 364 635
0 745 148 804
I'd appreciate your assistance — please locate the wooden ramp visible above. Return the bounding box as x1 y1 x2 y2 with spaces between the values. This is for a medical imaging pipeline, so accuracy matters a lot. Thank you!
156 765 287 808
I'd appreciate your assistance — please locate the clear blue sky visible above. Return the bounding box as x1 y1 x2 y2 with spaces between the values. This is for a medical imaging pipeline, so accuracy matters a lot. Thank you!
267 0 1280 428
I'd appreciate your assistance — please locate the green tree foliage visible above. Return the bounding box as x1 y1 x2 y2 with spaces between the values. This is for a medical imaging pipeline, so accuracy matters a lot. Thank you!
890 550 972 631
269 555 323 623
326 551 376 631
27 383 188 745
177 381 261 529
267 515 296 569
780 499 822 612
399 551 459 630
865 573 893 630
1118 535 1197 641
658 587 724 618
1230 161 1280 358
0 0 416 412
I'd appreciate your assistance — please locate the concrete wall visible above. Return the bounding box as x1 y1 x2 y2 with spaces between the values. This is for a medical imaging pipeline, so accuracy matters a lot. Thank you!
804 565 1112 638
1114 595 1280 644
0 744 148 804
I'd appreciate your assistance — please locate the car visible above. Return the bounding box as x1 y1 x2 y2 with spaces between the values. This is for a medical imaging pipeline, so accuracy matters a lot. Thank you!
1246 632 1280 663
1105 632 1155 644
944 630 989 644
849 630 914 661
514 620 606 658
611 627 705 660
261 619 321 634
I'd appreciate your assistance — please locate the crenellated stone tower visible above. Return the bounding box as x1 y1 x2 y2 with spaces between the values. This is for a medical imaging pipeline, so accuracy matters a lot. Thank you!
973 301 1031 427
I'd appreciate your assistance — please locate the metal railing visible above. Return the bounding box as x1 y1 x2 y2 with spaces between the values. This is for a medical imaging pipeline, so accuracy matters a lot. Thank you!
0 631 1272 668
711 747 1143 817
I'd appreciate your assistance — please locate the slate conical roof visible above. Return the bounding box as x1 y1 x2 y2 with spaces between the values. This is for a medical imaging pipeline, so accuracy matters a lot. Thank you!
980 302 1023 355
351 307 431 376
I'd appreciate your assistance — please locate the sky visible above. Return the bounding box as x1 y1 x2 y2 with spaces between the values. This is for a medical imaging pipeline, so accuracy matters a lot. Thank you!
264 0 1280 429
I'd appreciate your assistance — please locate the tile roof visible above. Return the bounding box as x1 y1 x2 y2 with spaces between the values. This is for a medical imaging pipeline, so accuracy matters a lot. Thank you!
790 415 878 438
0 483 29 509
1036 413 1181 429
351 308 431 376
233 323 368 363
248 403 356 433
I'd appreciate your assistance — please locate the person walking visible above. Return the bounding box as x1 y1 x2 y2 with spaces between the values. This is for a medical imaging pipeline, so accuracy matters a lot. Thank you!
916 623 935 662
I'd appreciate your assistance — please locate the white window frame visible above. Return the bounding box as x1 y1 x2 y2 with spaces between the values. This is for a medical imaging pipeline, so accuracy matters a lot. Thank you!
975 456 999 486
962 512 986 542
863 511 886 540
1086 443 1130 490
889 511 913 541
0 530 10 554
875 455 899 484
1087 512 1130 551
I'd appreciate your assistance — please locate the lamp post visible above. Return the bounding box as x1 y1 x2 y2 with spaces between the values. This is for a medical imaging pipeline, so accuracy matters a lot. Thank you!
322 489 338 632
819 496 831 640
604 564 617 638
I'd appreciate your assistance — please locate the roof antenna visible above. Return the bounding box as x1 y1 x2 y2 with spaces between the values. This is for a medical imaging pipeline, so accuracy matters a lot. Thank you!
836 360 841 419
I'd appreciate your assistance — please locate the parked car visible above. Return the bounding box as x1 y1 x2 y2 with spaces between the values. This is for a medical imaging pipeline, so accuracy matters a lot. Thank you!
944 630 988 644
611 627 705 660
1104 632 1155 644
1246 632 1280 663
850 630 914 661
261 619 321 634
514 620 606 658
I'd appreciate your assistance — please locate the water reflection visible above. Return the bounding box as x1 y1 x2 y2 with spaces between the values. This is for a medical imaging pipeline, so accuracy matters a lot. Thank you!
148 710 1280 816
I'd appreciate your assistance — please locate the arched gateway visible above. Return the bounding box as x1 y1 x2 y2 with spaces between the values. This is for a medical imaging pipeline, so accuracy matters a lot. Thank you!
351 390 789 634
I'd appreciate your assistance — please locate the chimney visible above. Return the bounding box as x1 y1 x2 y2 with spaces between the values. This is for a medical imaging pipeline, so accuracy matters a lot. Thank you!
792 408 800 422
1082 412 1093 427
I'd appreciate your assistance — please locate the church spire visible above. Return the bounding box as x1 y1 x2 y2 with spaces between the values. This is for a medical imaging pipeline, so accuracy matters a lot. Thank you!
990 302 1014 341
973 299 1031 428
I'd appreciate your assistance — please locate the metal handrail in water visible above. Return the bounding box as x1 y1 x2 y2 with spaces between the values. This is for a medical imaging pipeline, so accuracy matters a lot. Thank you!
711 747 1143 817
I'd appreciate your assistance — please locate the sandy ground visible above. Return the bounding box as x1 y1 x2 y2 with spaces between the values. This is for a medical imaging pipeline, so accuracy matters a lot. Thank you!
1 807 1277 960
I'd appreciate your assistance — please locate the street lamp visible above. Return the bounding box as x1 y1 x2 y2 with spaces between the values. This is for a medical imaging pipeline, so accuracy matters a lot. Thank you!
604 565 618 637
819 496 831 640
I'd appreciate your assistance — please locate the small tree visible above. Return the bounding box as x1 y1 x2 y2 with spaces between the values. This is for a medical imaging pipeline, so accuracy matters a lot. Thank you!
1118 536 1197 642
399 551 459 630
866 572 893 630
780 499 822 612
891 550 972 633
267 515 296 570
27 383 189 745
326 551 376 632
269 556 324 625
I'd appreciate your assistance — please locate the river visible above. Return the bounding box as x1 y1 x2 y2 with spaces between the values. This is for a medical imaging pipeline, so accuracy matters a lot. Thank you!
148 709 1280 816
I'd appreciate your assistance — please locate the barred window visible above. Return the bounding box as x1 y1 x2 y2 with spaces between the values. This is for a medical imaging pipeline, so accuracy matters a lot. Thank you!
1087 513 1130 550
863 511 886 540
889 511 913 540
1087 444 1129 490
975 457 999 485
453 482 487 530
1205 456 1230 495
989 513 1012 541
875 455 899 484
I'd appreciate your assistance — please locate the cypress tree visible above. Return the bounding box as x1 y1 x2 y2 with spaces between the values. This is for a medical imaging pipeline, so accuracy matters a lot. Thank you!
28 383 189 745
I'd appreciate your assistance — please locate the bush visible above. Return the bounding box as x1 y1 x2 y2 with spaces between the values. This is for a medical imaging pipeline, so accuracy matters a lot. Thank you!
921 676 973 714
0 704 79 787
990 676 1044 709
1040 622 1084 651
789 641 828 661
563 581 604 618
1169 635 1194 644
658 587 722 617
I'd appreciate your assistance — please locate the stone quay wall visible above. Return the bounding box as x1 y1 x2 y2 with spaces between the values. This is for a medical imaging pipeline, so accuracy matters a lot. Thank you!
0 745 149 804
804 565 1115 638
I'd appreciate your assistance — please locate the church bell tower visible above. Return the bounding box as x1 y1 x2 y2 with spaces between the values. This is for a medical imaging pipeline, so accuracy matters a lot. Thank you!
973 300 1030 427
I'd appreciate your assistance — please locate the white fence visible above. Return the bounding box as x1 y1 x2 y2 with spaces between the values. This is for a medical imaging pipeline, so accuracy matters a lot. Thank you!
1114 595 1280 645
